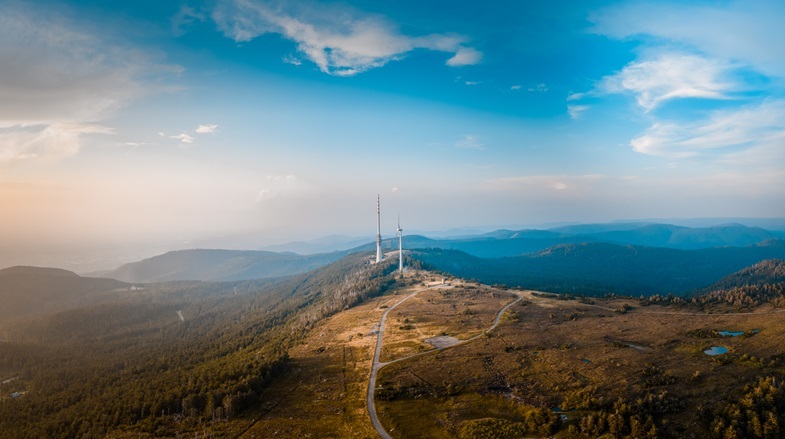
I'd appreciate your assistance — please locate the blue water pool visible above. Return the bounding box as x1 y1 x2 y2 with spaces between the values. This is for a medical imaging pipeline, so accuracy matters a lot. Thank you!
704 346 728 356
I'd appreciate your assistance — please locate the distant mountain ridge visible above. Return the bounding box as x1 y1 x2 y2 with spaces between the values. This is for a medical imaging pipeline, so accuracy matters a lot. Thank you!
93 223 785 284
0 266 128 321
252 222 784 257
581 223 780 250
372 223 784 258
412 239 785 297
99 249 347 283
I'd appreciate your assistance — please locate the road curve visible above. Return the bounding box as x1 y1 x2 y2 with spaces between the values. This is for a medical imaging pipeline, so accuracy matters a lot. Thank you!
366 288 428 439
367 287 523 439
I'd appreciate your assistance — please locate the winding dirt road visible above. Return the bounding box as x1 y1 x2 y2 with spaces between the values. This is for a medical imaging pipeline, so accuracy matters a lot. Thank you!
366 286 523 438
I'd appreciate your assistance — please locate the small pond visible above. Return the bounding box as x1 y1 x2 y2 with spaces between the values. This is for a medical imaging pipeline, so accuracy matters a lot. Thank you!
550 407 569 422
717 330 744 337
704 346 729 356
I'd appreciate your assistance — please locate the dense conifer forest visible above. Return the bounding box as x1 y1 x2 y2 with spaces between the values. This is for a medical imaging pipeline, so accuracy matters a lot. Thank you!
0 254 399 437
412 244 785 297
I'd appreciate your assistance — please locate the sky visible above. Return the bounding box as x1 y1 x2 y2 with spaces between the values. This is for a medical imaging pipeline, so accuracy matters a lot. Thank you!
2 0 785 269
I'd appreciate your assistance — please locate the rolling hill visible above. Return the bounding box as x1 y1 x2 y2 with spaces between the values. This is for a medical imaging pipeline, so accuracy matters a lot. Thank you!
690 258 785 308
95 224 784 283
583 223 781 249
362 223 785 259
703 258 785 291
98 248 347 283
349 232 596 259
0 266 128 321
0 253 401 437
412 239 785 296
5 249 785 438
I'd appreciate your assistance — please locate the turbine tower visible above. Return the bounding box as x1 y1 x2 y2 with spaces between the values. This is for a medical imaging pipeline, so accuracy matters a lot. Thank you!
396 213 403 273
375 194 382 263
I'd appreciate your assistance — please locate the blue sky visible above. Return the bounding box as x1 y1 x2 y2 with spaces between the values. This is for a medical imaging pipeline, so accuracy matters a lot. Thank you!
1 0 784 259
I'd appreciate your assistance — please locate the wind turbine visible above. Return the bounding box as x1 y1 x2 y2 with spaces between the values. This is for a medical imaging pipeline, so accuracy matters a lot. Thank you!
396 213 403 273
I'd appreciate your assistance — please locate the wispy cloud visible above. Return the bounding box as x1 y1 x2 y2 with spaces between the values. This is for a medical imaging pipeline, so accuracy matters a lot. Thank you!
585 0 785 170
486 174 605 193
0 5 180 162
282 54 302 66
171 133 195 145
157 124 218 148
195 124 218 134
256 174 316 202
172 5 205 36
0 123 113 161
599 53 737 112
455 134 485 150
212 0 481 76
591 0 785 79
446 47 483 66
123 141 150 156
630 99 785 160
567 105 589 120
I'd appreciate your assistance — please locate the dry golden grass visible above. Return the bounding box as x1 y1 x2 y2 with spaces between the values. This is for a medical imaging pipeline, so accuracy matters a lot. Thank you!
227 272 519 437
380 284 517 362
231 293 395 437
227 275 785 439
376 292 785 438
234 271 451 438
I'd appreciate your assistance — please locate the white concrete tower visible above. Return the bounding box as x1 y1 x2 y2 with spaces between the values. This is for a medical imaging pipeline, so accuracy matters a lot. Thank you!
375 194 382 263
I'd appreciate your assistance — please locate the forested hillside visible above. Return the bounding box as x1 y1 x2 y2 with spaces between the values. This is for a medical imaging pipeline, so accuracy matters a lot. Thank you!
691 259 785 309
412 240 785 296
0 266 128 321
575 223 781 249
0 253 400 438
99 248 346 283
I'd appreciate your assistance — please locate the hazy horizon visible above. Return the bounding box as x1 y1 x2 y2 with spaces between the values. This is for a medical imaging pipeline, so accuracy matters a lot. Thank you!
3 0 784 270
3 215 785 274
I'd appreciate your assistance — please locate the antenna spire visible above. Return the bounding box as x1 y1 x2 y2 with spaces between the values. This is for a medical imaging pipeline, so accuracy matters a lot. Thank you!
375 194 382 263
397 212 403 273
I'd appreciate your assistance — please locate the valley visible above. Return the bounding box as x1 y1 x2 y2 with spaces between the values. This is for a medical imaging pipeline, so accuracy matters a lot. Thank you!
1 250 785 438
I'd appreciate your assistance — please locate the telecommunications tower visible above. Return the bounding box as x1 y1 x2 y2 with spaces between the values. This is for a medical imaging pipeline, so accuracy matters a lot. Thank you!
375 194 382 263
397 213 403 273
